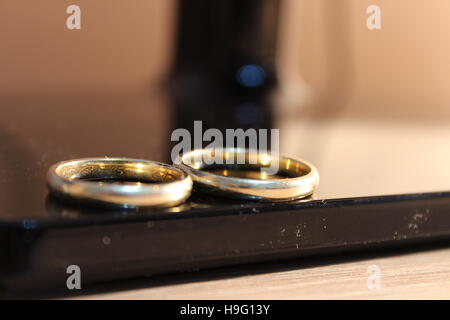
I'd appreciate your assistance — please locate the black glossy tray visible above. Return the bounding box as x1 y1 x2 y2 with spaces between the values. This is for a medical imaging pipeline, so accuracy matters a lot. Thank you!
2 190 450 293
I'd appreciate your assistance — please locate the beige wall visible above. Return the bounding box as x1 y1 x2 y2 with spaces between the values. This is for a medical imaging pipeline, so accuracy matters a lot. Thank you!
277 0 450 198
278 0 450 122
2 0 450 117
0 0 176 96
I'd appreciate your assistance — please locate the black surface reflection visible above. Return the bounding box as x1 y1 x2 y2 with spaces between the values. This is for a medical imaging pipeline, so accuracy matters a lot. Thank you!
45 193 314 220
0 0 282 221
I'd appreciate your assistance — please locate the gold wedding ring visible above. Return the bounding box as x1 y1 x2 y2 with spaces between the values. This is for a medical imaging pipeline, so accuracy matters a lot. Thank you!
176 148 319 201
47 158 193 208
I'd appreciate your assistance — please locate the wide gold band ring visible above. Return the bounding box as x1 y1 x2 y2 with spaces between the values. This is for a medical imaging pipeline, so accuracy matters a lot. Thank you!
175 148 319 201
47 158 193 208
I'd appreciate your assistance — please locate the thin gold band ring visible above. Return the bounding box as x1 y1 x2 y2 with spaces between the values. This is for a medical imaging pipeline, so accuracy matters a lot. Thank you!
175 148 319 201
47 158 193 208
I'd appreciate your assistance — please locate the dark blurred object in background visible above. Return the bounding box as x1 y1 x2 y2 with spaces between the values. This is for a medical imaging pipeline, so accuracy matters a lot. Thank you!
169 0 279 150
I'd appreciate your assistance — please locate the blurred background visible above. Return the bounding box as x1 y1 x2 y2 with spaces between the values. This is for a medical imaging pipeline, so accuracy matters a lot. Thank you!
1 0 450 208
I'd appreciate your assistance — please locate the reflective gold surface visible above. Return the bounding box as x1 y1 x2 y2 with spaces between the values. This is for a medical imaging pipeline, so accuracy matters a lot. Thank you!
206 168 289 180
177 148 319 201
47 158 193 208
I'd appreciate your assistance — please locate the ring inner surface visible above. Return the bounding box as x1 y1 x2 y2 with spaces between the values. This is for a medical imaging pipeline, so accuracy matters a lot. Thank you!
57 161 182 185
185 151 311 180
